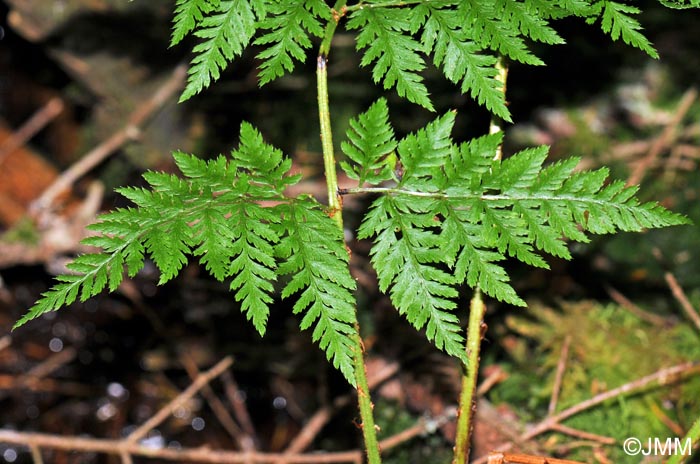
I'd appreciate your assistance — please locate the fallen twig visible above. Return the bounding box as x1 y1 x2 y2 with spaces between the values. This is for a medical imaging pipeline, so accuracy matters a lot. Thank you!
627 87 697 186
29 444 43 464
379 406 457 451
548 336 570 416
126 356 232 444
605 286 669 327
548 424 615 445
31 64 187 215
0 97 64 167
0 336 11 353
665 272 700 332
0 347 77 400
0 429 366 463
281 359 399 456
0 375 93 396
487 451 584 463
180 354 255 452
222 370 259 449
475 361 700 463
523 361 700 440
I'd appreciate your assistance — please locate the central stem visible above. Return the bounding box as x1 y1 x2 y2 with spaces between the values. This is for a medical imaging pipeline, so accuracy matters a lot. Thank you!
452 56 508 464
317 54 342 227
317 3 382 463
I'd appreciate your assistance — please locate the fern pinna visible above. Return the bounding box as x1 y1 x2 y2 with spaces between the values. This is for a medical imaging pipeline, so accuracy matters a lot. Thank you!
342 99 689 360
171 0 663 121
16 123 358 383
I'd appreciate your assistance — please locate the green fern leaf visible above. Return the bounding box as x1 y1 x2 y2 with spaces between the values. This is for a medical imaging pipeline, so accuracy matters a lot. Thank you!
14 251 127 328
358 195 464 360
347 6 433 111
354 100 690 355
225 202 279 333
180 0 261 102
503 0 565 45
16 122 296 338
440 207 524 306
255 0 330 85
459 0 544 65
592 1 658 58
420 4 510 122
276 199 358 384
340 98 398 186
171 0 219 46
396 111 455 192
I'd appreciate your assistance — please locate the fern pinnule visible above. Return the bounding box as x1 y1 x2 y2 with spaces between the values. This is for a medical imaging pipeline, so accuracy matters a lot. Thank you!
420 5 510 121
255 0 330 85
592 1 658 58
347 6 433 111
340 98 398 186
171 0 218 47
276 199 358 384
180 0 261 102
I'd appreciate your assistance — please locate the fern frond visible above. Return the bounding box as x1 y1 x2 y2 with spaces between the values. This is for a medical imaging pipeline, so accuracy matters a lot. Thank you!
420 4 510 122
171 0 219 46
591 1 658 58
255 0 330 85
396 111 455 192
277 199 358 384
14 252 127 329
350 100 690 353
524 0 595 20
504 0 565 45
459 0 544 65
180 0 262 102
347 6 433 111
17 121 361 383
340 98 398 186
358 195 464 360
15 122 297 336
440 206 524 306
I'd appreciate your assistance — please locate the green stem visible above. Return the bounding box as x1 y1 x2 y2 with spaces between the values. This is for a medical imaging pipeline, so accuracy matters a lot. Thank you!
320 0 348 57
344 0 433 13
317 6 382 464
453 56 508 464
317 55 342 228
489 56 508 162
667 416 700 464
452 290 486 464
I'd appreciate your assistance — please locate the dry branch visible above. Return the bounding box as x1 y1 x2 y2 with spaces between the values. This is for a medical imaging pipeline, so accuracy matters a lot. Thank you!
30 64 187 215
665 272 700 332
0 97 64 167
126 356 233 444
627 87 697 186
180 354 255 452
475 361 700 463
547 335 570 416
0 430 365 464
281 359 399 456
